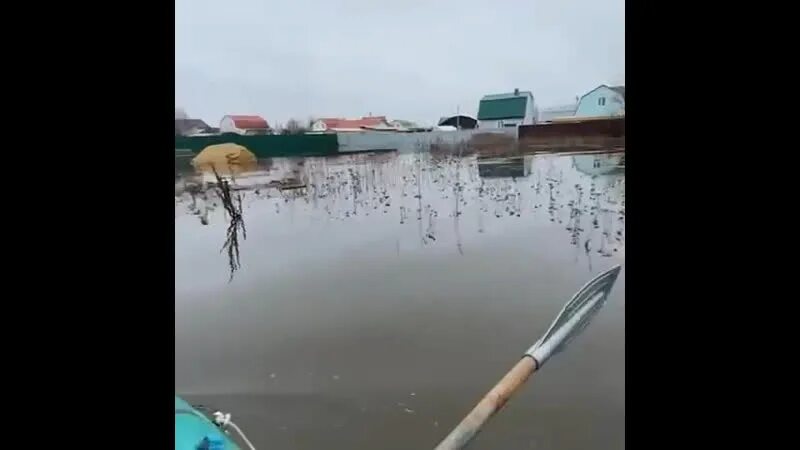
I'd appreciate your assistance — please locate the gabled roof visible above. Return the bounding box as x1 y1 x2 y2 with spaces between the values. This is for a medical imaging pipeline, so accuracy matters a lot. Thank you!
319 116 387 130
481 91 533 101
609 86 625 98
225 115 270 129
579 85 625 102
175 119 210 136
477 91 532 120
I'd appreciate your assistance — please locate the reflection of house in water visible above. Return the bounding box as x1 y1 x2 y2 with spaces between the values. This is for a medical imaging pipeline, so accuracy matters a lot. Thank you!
572 153 624 177
545 153 625 258
478 156 532 178
571 154 625 215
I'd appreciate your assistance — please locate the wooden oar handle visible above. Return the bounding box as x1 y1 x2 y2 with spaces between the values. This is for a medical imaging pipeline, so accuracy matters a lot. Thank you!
434 356 538 450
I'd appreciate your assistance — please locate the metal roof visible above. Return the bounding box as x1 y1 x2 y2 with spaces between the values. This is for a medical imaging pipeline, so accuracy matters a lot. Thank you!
480 91 533 101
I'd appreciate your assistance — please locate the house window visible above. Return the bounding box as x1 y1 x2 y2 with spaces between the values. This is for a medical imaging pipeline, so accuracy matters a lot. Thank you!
598 97 606 106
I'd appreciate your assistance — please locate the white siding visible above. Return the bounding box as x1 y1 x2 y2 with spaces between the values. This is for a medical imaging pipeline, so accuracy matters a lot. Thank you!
220 116 239 134
538 104 577 122
524 93 536 125
478 118 524 129
219 116 271 135
575 86 625 117
310 120 327 132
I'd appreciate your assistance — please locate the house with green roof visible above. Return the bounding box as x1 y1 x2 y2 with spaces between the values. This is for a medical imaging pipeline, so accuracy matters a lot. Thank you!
476 88 537 129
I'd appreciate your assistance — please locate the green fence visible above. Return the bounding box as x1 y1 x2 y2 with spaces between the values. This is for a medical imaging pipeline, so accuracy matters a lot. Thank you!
175 134 339 158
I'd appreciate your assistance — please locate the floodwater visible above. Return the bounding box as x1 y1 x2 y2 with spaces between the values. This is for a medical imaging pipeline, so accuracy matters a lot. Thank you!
175 150 625 450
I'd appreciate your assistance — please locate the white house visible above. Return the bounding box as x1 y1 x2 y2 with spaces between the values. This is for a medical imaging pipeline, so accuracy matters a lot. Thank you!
310 116 389 133
389 120 431 132
575 85 625 118
219 115 271 135
538 104 578 123
476 89 537 129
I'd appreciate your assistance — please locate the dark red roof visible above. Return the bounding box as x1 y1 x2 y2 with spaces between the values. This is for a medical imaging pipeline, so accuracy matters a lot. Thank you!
226 115 269 129
320 116 387 130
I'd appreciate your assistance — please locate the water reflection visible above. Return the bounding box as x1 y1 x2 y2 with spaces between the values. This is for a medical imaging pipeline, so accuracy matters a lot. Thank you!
175 151 624 277
175 150 625 449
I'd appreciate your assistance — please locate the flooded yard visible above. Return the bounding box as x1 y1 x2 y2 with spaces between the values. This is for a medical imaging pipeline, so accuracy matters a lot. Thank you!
175 150 625 449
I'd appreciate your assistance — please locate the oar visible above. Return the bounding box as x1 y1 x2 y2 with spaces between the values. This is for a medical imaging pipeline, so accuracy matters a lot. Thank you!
433 265 622 450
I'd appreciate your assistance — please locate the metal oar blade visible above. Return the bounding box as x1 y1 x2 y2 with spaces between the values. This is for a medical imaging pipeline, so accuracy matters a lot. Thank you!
433 265 622 450
527 264 621 368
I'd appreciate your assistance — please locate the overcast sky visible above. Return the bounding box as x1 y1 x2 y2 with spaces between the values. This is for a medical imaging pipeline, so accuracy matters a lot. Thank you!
176 0 624 127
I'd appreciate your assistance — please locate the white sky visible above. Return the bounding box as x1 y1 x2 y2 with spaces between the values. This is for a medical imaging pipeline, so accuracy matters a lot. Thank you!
176 0 624 127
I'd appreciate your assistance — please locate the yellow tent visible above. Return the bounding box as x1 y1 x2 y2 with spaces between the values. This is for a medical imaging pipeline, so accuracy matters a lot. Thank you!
191 143 258 174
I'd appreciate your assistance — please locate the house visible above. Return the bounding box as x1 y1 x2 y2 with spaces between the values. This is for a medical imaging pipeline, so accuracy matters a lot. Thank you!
437 115 477 130
538 104 577 123
175 118 212 136
219 115 271 135
575 85 625 118
389 120 432 132
476 89 537 129
310 116 389 133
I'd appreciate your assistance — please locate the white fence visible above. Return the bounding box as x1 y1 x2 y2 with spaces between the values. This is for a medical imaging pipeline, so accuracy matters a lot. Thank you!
336 129 517 153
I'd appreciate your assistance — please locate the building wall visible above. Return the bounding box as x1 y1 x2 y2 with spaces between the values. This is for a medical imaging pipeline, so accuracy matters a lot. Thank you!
310 121 327 132
478 93 536 129
243 128 269 135
337 129 516 153
219 116 239 134
478 117 524 129
220 117 270 135
525 93 537 125
538 104 577 122
575 86 625 117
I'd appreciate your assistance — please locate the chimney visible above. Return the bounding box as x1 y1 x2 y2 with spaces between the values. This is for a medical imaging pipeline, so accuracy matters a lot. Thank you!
514 88 519 96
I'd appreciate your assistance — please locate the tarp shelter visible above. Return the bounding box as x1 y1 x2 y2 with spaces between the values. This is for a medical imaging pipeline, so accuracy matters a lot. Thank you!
191 143 258 174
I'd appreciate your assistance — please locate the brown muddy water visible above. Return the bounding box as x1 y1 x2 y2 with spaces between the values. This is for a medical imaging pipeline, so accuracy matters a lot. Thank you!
175 151 625 449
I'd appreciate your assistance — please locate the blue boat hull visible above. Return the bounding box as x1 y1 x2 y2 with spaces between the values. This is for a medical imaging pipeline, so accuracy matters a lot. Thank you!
175 396 242 450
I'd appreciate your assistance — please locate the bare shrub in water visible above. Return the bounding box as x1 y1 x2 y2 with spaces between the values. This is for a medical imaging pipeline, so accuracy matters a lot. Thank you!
211 166 247 281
